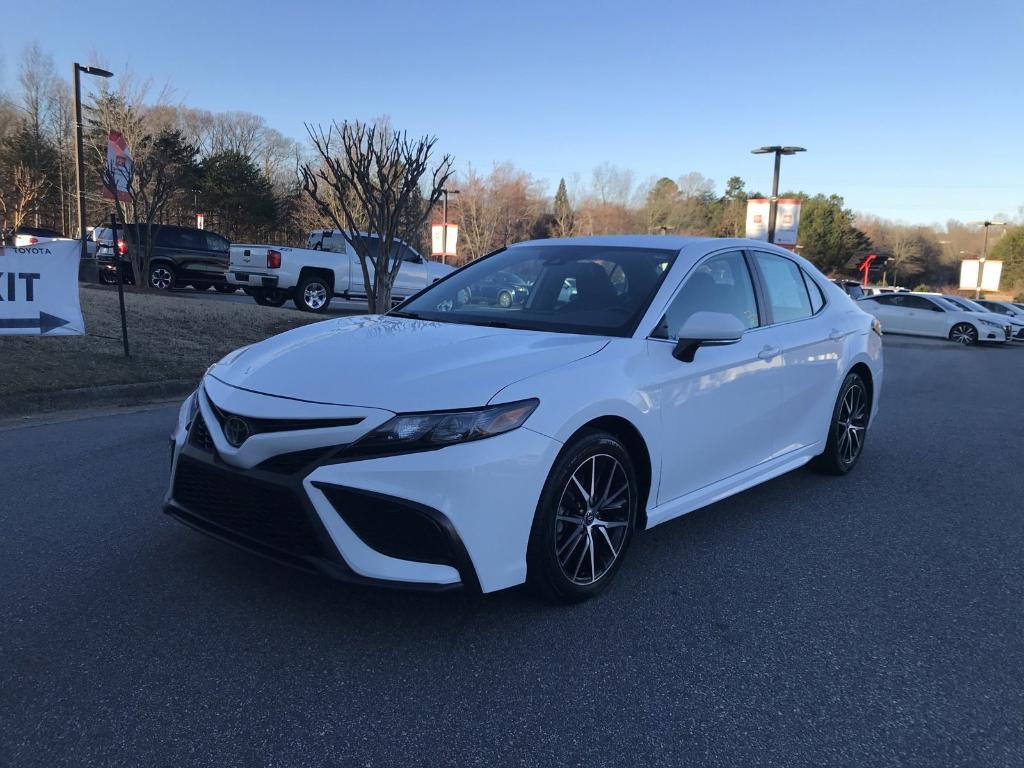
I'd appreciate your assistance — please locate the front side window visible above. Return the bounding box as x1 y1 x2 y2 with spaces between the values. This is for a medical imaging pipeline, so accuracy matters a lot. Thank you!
652 250 759 339
902 295 940 311
754 252 813 323
397 245 676 337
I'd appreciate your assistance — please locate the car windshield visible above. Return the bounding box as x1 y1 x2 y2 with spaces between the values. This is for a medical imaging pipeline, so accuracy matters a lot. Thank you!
932 297 961 311
395 244 677 337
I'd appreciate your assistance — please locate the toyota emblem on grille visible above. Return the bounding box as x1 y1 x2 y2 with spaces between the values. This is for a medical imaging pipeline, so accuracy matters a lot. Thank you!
222 416 251 447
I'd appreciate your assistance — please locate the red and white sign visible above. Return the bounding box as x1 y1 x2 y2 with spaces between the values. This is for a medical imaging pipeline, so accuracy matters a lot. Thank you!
196 213 205 230
959 259 1002 292
431 223 458 259
102 131 132 203
745 198 802 250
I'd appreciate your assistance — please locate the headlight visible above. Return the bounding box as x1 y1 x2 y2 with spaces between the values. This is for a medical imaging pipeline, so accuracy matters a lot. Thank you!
979 318 1001 328
350 399 539 457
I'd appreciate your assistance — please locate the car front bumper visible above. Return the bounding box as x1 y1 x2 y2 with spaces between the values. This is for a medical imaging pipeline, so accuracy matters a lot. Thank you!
164 385 561 593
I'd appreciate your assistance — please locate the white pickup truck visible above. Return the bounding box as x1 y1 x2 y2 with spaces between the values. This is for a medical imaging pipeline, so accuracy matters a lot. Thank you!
227 230 454 312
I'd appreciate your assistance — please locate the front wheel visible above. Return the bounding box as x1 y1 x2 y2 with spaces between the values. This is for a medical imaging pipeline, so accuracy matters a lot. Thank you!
527 431 638 603
949 323 978 345
149 263 175 290
812 372 869 475
497 289 514 308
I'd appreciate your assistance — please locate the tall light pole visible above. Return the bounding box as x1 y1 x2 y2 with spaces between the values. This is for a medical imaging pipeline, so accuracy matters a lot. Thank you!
967 221 1006 299
72 63 114 262
440 187 460 264
751 145 805 243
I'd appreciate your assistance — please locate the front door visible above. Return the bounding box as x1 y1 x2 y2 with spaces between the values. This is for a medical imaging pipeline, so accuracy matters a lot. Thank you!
650 249 780 505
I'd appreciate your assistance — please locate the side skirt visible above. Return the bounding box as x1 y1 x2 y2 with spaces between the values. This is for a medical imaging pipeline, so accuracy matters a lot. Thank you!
643 443 823 530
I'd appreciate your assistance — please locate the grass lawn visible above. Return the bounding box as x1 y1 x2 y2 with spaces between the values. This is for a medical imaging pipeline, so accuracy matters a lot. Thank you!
1 285 361 398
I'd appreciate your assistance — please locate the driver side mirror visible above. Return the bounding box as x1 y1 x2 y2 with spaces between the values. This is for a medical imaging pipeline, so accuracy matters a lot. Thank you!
671 312 746 363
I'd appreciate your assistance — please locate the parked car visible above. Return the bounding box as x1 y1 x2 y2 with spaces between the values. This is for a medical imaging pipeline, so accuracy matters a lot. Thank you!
937 294 1024 341
228 231 453 312
857 292 1010 344
464 269 532 307
96 224 230 290
973 299 1024 323
832 279 866 299
861 285 909 296
13 226 64 246
165 236 883 602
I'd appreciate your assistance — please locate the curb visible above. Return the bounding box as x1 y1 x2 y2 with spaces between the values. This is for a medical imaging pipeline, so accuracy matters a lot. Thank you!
1 378 197 420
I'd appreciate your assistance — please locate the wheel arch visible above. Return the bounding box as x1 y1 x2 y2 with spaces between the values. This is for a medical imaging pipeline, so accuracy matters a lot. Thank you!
562 415 653 530
848 361 874 423
298 266 335 293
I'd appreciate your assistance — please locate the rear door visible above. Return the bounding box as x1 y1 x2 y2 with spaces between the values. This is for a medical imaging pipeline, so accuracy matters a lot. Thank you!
866 294 908 333
751 251 838 454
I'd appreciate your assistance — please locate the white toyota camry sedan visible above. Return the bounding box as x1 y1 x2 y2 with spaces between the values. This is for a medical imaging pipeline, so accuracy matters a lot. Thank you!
165 236 883 602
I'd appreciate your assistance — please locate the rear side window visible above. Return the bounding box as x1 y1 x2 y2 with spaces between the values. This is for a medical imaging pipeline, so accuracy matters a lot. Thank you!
753 252 812 323
204 233 229 252
802 269 825 313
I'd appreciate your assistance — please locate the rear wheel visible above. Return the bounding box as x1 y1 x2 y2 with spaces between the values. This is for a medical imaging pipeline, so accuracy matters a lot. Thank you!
294 273 332 312
149 263 175 290
527 431 637 603
949 323 978 345
812 372 869 475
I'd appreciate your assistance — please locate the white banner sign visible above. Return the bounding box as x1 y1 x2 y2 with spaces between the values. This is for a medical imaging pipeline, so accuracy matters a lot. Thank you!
0 240 85 335
745 198 802 249
431 223 458 257
959 259 1002 292
745 199 770 241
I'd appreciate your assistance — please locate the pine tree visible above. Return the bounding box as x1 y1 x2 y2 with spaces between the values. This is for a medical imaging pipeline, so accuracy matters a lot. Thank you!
552 177 573 237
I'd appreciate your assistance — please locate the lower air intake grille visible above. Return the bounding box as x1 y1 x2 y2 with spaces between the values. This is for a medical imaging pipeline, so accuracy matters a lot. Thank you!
173 456 326 560
189 414 215 452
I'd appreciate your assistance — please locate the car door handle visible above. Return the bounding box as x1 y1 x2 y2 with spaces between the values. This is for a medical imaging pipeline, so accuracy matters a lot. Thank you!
757 345 781 361
828 328 845 341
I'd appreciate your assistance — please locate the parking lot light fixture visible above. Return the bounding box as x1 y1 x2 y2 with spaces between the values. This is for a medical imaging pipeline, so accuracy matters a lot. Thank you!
751 145 806 243
73 63 114 263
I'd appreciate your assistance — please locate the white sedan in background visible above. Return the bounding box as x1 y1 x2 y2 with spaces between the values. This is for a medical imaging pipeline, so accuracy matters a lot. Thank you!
857 293 1010 345
937 295 1024 342
165 236 883 602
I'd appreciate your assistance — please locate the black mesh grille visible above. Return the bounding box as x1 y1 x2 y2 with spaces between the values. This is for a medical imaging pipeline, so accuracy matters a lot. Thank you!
316 484 456 566
257 447 338 475
189 414 215 452
173 456 327 560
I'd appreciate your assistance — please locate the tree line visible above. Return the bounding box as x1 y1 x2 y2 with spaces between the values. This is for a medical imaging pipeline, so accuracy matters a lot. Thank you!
2 42 1022 297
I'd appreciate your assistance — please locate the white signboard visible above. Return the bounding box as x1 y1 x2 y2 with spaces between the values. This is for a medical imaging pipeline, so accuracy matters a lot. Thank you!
959 259 1002 292
745 199 770 241
431 223 458 258
0 240 85 335
774 198 802 248
745 198 802 249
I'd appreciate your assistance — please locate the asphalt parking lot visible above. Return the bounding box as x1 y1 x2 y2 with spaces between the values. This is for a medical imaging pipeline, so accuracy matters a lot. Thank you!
1 336 1021 767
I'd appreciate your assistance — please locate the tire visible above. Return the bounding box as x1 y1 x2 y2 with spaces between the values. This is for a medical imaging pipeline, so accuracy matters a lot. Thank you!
949 323 978 345
149 263 175 291
498 289 513 308
294 273 332 313
527 431 638 603
253 288 288 308
812 372 870 475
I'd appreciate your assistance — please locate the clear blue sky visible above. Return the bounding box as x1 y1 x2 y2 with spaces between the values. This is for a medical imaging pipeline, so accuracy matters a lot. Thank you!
5 0 1022 225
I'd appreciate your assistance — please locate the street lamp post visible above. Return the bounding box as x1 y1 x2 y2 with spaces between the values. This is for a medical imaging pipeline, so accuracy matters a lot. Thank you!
966 221 1006 299
440 188 460 264
751 145 805 244
72 63 114 262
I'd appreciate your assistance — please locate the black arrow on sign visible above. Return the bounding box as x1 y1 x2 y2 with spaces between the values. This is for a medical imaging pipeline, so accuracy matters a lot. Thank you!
0 312 71 334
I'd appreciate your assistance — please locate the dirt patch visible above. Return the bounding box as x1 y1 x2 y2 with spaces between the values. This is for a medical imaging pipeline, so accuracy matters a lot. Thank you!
0 285 361 398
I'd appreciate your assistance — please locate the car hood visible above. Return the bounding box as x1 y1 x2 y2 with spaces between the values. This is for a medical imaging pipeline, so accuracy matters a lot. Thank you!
209 314 608 412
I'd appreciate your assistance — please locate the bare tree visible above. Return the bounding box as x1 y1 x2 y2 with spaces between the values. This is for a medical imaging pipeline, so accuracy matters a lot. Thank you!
301 120 453 313
0 164 49 236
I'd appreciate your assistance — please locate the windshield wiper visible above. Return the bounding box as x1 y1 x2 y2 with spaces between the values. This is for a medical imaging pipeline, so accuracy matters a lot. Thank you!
389 310 421 320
